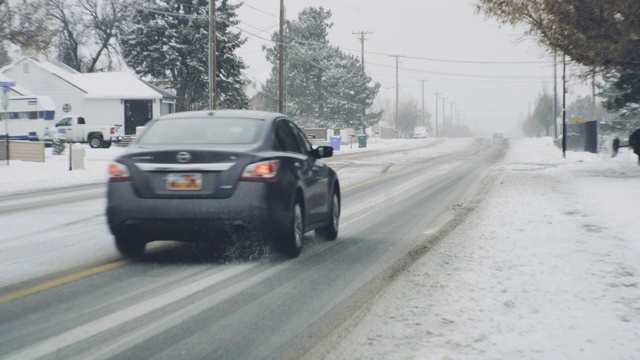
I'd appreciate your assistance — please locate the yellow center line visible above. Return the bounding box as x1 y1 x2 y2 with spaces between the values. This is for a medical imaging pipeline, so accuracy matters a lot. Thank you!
0 260 131 305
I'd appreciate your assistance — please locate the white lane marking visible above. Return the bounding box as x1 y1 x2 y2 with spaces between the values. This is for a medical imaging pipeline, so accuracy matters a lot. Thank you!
341 161 460 221
3 263 257 360
74 261 291 360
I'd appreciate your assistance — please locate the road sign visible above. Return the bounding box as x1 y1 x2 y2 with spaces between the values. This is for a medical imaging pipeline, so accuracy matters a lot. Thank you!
1 82 15 111
0 82 16 91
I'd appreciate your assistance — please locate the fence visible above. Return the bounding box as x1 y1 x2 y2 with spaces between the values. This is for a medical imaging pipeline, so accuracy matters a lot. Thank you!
0 138 45 162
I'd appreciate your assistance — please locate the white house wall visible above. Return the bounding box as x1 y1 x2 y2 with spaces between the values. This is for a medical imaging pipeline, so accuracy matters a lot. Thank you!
3 59 175 129
3 61 85 121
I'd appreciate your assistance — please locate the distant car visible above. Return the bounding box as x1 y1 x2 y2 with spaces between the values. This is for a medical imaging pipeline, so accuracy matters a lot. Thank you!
106 110 340 258
413 126 427 138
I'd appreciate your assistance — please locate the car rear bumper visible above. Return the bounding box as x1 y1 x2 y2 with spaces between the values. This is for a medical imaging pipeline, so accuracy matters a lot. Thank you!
107 181 290 242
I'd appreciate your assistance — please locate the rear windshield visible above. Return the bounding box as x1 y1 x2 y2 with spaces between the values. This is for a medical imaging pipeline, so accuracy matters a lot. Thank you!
137 117 264 145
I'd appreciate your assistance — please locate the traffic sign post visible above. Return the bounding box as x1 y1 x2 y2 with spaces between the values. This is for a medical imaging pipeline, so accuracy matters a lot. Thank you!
1 81 15 166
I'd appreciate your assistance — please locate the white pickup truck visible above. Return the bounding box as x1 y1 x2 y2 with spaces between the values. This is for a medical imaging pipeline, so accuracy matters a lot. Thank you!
54 115 123 148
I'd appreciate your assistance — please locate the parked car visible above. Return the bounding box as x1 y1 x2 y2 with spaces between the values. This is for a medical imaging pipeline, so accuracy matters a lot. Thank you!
55 114 123 148
106 110 341 258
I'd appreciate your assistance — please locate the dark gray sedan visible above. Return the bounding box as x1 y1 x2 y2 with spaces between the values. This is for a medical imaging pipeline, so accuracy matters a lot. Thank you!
106 110 340 258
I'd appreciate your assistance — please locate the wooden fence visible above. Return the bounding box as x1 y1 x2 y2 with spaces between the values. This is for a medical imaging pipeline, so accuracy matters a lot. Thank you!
0 140 45 162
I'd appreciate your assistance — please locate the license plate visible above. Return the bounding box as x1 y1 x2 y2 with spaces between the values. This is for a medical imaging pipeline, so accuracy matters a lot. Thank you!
167 173 202 190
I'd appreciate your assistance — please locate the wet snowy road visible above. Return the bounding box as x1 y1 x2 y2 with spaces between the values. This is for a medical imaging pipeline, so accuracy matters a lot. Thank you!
0 139 504 359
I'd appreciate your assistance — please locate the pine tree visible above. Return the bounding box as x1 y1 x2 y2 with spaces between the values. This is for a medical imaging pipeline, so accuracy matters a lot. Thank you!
120 0 248 111
262 7 381 129
522 87 556 137
600 69 640 118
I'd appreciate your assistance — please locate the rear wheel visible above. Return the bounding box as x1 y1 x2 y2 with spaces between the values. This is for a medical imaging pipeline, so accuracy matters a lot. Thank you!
89 135 104 148
316 191 339 241
115 235 146 257
278 200 304 258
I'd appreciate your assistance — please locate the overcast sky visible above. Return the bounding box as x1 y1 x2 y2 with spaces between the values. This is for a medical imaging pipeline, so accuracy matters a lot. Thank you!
233 0 592 137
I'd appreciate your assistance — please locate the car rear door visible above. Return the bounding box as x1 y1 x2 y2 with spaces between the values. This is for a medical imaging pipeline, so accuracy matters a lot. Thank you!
287 121 329 226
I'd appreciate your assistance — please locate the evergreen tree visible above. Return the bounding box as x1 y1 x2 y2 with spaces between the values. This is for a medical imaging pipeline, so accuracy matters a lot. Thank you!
120 0 248 111
600 69 640 118
262 7 381 129
522 86 556 137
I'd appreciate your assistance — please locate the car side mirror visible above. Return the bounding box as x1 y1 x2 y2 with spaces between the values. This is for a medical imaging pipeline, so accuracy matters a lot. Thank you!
313 145 333 159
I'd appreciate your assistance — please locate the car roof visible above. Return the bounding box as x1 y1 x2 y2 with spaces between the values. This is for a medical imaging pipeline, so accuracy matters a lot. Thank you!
157 110 284 122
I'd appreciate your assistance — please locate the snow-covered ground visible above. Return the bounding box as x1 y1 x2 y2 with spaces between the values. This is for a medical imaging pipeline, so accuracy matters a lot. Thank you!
323 138 640 359
0 137 464 195
1 137 639 358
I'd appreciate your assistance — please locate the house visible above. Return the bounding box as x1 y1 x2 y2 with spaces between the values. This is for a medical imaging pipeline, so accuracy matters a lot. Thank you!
1 58 176 135
0 72 31 97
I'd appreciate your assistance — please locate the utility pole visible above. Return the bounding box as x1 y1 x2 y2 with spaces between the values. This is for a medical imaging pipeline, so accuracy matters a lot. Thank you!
209 0 217 110
278 0 285 113
354 31 373 134
389 55 404 136
353 31 373 71
448 100 454 135
433 92 441 137
441 96 447 136
418 79 429 133
562 53 567 158
553 52 558 138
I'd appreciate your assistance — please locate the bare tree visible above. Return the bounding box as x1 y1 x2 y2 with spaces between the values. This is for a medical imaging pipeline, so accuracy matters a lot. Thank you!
476 0 640 72
0 0 56 53
46 0 130 72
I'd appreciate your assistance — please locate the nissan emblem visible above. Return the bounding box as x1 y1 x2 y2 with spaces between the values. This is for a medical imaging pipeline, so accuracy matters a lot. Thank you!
176 152 191 163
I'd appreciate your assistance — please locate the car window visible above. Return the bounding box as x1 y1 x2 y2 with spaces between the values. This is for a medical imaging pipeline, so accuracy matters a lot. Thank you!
56 117 71 126
288 122 313 154
137 117 264 145
274 119 303 153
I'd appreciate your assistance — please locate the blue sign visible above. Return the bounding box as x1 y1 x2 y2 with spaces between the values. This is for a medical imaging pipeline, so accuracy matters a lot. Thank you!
0 82 16 92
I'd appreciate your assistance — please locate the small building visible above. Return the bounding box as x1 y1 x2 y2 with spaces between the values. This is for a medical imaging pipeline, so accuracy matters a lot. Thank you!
1 58 176 135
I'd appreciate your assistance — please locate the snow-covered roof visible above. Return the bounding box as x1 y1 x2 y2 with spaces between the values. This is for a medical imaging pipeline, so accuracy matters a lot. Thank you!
4 58 162 100
70 72 162 100
0 72 32 96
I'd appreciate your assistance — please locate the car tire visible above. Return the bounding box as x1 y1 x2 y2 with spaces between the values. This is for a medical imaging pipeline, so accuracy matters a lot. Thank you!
316 190 339 241
279 200 304 258
89 135 104 148
115 235 146 257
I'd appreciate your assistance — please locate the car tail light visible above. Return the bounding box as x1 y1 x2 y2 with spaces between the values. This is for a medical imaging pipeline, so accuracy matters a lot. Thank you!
240 160 280 182
108 162 131 182
110 127 115 135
